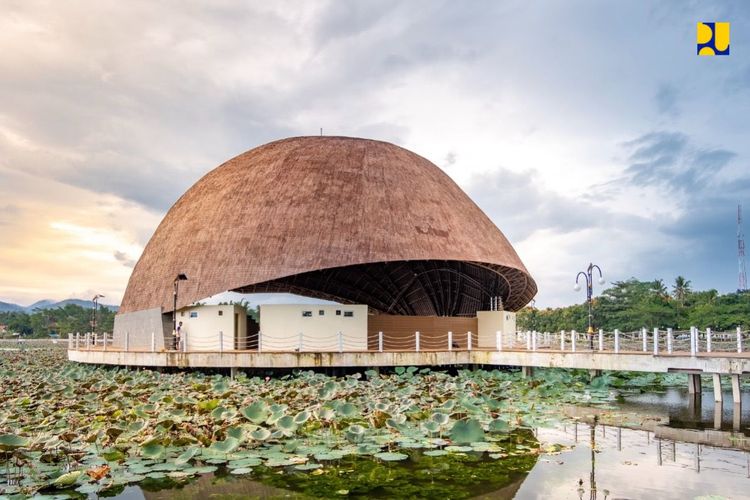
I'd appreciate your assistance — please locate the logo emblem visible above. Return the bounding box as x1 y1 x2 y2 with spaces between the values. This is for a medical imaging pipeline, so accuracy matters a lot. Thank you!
697 22 730 56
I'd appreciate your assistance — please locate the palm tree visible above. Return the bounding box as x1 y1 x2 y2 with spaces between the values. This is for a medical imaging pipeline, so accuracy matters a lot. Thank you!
672 276 692 305
651 279 669 300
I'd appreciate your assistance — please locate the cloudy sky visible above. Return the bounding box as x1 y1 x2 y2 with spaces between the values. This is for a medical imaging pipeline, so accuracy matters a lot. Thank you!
1 0 748 308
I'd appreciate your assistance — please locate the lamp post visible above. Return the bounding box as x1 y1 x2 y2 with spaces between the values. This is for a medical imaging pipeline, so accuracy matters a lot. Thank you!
574 263 604 349
173 274 188 346
92 294 104 335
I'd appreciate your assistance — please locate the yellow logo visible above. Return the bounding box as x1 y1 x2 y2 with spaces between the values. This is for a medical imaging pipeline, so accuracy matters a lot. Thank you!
697 22 730 55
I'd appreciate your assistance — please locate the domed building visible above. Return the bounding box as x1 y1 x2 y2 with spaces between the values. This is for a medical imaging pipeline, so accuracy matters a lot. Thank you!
113 136 536 354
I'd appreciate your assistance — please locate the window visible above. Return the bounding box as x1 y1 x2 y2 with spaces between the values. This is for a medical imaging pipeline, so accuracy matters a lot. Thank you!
302 311 313 317
190 312 198 318
336 310 341 316
318 310 325 316
180 311 185 317
218 310 223 316
344 311 354 317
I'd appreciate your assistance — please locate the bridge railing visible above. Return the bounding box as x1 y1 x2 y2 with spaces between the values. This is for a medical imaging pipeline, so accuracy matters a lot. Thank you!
65 327 750 356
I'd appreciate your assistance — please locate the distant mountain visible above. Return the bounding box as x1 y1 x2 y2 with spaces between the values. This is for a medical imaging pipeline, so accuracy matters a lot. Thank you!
0 299 119 314
26 299 57 311
0 301 24 313
25 299 119 312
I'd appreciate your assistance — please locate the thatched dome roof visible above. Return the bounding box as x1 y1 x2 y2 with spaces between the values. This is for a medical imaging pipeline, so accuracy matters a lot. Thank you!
120 137 536 315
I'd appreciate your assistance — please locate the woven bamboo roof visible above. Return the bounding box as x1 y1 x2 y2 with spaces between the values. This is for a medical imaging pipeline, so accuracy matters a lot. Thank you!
119 136 537 315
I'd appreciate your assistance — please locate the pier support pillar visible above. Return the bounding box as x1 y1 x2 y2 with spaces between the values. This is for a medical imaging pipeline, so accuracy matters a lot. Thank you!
734 403 742 432
687 374 701 394
521 366 534 378
589 369 602 381
713 373 723 403
731 374 741 403
230 367 239 380
714 404 722 430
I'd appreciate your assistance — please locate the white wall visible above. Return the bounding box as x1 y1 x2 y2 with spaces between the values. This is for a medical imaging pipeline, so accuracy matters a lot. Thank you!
259 304 368 351
477 311 516 348
177 304 247 351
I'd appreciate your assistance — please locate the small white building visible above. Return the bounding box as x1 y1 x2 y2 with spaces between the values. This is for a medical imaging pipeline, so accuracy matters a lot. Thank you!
259 304 368 352
176 304 248 351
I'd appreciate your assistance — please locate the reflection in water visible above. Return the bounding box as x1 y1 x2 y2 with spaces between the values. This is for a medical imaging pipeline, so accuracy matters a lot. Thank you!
622 387 750 433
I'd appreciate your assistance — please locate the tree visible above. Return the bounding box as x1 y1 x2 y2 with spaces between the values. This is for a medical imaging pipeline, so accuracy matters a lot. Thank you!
672 276 692 306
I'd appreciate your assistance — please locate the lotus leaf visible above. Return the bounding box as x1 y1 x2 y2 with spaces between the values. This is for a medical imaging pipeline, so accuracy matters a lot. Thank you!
276 415 298 436
210 436 240 455
374 451 408 461
0 433 29 450
345 424 366 443
294 463 323 471
228 457 262 468
293 410 311 424
241 401 269 424
141 443 166 459
174 447 200 465
319 380 337 399
318 407 336 421
314 451 345 461
422 421 440 434
196 399 221 412
449 419 485 445
250 428 272 441
226 426 244 441
445 445 473 452
489 418 511 433
52 470 83 487
230 467 253 474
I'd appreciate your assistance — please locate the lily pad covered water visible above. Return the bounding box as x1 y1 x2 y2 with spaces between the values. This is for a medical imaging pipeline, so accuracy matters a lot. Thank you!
0 349 661 498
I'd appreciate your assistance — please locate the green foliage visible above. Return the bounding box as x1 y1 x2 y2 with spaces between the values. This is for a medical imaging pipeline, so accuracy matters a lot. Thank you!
0 304 115 338
518 277 750 331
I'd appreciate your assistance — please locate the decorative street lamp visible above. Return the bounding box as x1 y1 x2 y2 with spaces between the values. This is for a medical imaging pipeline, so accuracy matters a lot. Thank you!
574 263 604 349
173 274 188 346
92 294 105 335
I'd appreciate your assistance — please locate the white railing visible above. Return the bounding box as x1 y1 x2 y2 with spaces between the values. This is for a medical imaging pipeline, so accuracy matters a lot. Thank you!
65 327 750 355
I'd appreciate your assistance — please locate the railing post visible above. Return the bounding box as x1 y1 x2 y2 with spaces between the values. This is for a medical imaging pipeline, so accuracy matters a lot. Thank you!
560 330 565 351
219 331 224 353
257 331 262 352
448 331 453 351
572 330 577 352
467 331 472 351
532 331 537 351
150 331 155 352
93 333 97 350
338 331 343 353
526 331 531 350
182 331 187 352
415 331 420 352
496 330 502 351
653 328 659 355
378 331 383 352
75 333 79 350
298 332 303 352
614 329 620 354
86 333 91 351
667 328 673 354
642 327 647 352
737 327 743 353
706 328 712 353
125 331 130 352
598 329 604 351
690 327 696 356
